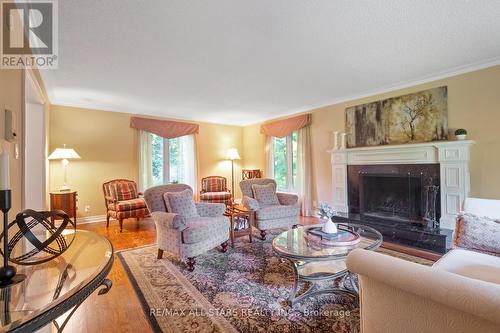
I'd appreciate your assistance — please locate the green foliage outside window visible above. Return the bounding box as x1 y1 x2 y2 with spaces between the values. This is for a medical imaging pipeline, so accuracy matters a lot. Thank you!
273 131 298 192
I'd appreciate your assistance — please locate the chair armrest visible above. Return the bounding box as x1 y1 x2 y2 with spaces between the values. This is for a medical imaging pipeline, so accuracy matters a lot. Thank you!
277 192 298 206
242 196 260 211
151 211 187 230
105 195 117 203
195 202 225 217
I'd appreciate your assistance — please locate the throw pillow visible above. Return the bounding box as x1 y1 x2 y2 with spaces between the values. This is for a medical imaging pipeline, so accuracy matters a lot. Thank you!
252 183 280 206
163 189 199 218
453 213 500 256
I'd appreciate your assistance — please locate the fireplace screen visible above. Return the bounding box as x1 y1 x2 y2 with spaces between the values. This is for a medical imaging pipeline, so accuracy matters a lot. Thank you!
359 173 423 224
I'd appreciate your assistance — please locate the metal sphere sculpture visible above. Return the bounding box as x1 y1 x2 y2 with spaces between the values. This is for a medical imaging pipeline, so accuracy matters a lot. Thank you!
0 209 76 265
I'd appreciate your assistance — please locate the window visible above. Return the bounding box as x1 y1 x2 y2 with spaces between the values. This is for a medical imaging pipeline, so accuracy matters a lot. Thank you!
272 131 297 192
149 133 196 188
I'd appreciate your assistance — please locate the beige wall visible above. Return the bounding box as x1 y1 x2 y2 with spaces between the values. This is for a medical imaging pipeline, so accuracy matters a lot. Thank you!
242 123 266 172
0 70 23 215
49 105 245 217
244 65 500 206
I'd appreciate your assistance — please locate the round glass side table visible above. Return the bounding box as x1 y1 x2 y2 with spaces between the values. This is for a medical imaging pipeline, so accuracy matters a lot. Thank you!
272 223 382 306
0 230 113 333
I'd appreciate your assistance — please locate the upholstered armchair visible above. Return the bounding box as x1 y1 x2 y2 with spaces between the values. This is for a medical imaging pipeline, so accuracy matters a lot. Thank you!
240 178 299 240
103 179 149 232
200 176 232 206
144 184 230 271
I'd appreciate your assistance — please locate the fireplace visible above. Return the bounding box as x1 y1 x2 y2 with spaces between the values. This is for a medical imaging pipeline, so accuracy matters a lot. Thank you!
348 164 441 227
329 140 474 253
360 172 423 224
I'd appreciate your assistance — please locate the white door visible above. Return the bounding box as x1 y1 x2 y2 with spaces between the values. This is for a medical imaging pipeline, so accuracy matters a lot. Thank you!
23 70 46 210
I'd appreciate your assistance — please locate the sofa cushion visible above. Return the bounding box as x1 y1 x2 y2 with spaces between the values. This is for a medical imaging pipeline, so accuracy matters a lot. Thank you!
252 183 279 206
256 205 299 220
109 198 147 211
182 216 228 244
433 248 500 285
163 189 199 218
453 213 500 256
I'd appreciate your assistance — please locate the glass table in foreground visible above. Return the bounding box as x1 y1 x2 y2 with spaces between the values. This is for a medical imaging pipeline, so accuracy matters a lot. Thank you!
0 230 113 333
272 223 382 306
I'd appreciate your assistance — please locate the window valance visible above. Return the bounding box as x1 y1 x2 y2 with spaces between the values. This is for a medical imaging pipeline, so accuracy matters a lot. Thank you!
130 116 199 139
260 114 311 138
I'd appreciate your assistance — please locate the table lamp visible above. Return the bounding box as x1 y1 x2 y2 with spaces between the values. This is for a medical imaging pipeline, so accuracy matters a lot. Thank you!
226 148 241 204
48 144 81 191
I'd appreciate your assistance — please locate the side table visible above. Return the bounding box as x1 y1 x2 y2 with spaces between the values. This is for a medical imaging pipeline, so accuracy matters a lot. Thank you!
50 191 78 225
224 205 254 248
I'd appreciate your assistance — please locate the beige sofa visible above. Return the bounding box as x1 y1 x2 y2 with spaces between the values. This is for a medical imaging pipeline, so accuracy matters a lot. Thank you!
346 198 500 333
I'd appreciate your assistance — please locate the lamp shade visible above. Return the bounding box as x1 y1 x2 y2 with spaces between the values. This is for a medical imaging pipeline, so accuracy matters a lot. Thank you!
226 148 241 160
48 145 81 160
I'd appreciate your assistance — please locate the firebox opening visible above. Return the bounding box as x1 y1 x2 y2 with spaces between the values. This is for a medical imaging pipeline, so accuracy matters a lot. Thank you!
360 173 423 224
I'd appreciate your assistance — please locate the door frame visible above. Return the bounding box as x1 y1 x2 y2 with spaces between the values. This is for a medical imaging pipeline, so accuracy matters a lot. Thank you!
22 69 47 210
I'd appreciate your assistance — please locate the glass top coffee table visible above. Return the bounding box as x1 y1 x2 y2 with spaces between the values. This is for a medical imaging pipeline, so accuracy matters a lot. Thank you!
272 223 382 306
0 230 113 332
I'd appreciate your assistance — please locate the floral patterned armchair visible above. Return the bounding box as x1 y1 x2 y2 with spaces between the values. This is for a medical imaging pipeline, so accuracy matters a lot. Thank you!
200 176 232 206
144 184 230 271
240 178 299 240
102 179 149 232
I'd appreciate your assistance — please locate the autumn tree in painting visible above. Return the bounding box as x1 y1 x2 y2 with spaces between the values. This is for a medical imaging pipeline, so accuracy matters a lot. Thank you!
400 94 433 141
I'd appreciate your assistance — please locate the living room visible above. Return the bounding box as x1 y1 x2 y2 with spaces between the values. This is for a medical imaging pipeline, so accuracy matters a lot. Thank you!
0 1 499 332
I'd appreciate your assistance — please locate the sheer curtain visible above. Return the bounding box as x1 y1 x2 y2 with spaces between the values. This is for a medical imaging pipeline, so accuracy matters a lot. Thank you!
296 125 313 216
176 134 197 191
264 135 274 178
138 130 154 191
138 131 197 192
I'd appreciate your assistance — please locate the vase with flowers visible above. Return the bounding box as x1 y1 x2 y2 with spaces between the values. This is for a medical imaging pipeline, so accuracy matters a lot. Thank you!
317 202 338 234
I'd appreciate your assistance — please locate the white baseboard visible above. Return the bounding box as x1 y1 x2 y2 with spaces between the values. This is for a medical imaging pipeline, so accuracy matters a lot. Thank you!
77 215 108 225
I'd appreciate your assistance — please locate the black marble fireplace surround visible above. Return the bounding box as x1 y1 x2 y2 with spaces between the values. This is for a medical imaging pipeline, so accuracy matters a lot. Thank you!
333 164 453 253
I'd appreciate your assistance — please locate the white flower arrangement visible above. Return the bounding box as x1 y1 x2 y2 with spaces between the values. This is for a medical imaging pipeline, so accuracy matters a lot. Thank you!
317 202 337 220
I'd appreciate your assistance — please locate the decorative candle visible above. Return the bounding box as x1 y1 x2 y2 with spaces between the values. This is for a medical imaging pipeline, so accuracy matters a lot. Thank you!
341 133 347 149
0 149 10 190
333 131 339 150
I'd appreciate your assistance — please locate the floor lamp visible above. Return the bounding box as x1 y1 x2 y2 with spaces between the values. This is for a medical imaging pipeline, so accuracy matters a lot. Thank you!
226 148 241 204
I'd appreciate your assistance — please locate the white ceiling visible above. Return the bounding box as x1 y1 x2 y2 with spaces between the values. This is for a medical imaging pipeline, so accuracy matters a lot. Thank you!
41 0 500 126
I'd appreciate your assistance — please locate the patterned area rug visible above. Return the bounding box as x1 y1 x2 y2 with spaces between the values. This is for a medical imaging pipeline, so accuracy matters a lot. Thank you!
118 231 433 333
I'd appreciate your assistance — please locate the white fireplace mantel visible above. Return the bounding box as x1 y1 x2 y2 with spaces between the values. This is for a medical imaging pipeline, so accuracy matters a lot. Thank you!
329 140 475 229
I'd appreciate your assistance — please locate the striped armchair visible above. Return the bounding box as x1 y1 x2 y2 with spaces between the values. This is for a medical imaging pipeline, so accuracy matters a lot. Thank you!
103 179 149 232
200 176 232 206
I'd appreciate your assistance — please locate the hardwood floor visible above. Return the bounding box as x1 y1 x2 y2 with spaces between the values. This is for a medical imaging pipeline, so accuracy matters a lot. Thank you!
65 215 438 332
63 218 156 333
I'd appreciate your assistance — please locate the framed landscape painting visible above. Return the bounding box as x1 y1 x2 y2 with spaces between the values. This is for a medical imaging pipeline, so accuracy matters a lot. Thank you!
345 86 448 148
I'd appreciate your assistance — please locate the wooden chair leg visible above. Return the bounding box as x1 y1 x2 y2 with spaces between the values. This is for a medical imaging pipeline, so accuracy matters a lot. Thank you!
157 249 164 259
186 257 196 272
220 241 228 253
119 218 123 232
